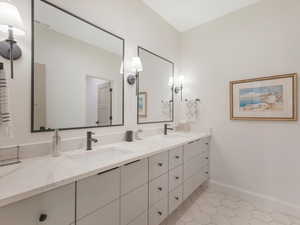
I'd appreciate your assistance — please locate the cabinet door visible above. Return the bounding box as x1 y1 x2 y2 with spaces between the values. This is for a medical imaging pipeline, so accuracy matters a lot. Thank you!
184 139 208 162
183 173 206 200
0 183 75 225
121 184 148 225
184 153 208 180
121 159 148 195
77 168 120 219
77 200 119 225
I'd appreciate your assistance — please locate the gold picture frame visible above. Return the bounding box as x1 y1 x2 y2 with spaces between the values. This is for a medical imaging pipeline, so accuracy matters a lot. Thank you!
138 92 148 117
230 73 297 121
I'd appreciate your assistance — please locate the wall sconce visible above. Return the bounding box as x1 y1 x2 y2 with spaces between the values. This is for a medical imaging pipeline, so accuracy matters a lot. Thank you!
127 57 143 85
0 2 24 79
169 75 184 101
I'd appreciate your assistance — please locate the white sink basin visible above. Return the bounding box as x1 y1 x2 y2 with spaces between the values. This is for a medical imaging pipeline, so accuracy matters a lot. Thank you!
65 146 133 161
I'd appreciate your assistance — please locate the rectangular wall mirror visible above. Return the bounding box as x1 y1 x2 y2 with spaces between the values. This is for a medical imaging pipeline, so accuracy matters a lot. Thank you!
137 47 174 124
32 0 124 132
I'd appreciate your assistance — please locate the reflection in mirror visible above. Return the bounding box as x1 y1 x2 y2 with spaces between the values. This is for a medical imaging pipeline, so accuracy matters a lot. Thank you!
137 47 174 124
32 0 124 132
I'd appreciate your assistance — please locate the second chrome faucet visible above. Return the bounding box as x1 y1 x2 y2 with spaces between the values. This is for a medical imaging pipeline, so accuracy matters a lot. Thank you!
86 131 98 151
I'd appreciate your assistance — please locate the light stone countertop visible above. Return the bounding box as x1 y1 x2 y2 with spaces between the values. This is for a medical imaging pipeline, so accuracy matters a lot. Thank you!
0 132 210 208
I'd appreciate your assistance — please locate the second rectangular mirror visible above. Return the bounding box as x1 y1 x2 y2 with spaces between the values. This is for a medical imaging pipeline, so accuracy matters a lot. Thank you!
137 47 174 124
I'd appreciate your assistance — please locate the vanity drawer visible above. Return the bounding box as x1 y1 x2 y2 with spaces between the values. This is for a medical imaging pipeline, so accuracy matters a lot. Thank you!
121 158 148 195
77 199 119 225
0 183 75 225
169 146 183 170
184 139 209 162
169 185 183 214
169 166 183 191
121 184 148 225
184 153 208 180
149 197 168 225
149 152 169 180
149 173 168 206
128 211 148 225
183 173 206 200
77 167 120 219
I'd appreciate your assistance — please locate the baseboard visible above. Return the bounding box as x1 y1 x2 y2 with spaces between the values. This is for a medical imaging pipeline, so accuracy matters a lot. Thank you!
209 180 300 217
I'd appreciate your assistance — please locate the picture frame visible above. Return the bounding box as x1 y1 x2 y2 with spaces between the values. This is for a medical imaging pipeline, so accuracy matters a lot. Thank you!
138 92 147 117
230 74 297 121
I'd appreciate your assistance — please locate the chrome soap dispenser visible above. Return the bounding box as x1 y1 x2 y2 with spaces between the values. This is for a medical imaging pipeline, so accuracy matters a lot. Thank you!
52 129 61 157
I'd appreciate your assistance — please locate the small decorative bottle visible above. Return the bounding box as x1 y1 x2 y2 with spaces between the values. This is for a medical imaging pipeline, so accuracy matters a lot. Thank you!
52 129 61 157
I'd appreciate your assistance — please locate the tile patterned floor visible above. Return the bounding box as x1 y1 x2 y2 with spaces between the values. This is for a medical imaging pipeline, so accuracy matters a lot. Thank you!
165 185 300 225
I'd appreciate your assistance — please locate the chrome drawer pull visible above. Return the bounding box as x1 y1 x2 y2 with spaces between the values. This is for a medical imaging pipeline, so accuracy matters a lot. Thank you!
158 187 163 191
205 171 209 174
175 176 180 180
175 155 180 159
175 197 179 200
158 162 163 167
206 157 209 159
158 211 163 216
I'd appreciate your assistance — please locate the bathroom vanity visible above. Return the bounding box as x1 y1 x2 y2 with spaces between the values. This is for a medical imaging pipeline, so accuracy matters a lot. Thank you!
0 133 210 225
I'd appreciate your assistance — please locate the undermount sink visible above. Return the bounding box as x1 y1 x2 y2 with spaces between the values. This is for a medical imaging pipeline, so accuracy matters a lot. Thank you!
65 146 133 161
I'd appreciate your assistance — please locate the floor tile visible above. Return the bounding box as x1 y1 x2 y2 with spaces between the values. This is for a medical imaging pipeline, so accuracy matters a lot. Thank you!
164 186 298 225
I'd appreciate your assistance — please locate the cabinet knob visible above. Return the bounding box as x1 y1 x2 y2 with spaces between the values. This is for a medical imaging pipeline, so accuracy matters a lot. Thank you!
206 157 209 159
205 171 209 174
175 176 180 180
205 143 209 145
157 211 163 216
175 196 179 200
158 163 163 167
39 214 48 222
158 187 163 191
175 155 180 159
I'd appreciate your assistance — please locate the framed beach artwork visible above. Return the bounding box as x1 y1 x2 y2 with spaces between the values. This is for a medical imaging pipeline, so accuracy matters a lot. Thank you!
230 74 297 121
138 92 147 117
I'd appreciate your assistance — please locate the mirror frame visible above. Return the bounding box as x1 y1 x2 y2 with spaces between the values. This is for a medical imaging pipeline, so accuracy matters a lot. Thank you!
31 0 125 132
137 46 174 124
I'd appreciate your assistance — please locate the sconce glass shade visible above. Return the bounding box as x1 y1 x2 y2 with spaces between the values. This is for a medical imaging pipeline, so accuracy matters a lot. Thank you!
0 2 24 36
131 57 143 72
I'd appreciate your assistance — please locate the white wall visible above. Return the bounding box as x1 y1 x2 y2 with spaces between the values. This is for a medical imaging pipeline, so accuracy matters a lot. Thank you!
0 0 180 145
181 0 300 208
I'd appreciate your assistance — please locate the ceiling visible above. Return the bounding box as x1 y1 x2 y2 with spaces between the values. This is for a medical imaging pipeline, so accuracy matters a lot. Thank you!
142 0 261 32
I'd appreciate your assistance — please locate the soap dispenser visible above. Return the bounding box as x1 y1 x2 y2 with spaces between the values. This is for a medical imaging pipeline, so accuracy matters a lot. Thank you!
52 129 61 157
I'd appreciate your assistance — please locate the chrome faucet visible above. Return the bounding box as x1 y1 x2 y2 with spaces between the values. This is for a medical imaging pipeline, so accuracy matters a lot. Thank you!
87 131 98 151
164 124 173 135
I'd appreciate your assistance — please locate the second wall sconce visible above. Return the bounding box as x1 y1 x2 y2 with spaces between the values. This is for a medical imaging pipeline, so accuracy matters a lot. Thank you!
169 75 184 101
0 2 24 79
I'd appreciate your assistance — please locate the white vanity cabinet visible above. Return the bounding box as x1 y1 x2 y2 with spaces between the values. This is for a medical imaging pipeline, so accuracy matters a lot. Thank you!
0 135 210 225
0 183 75 225
183 138 210 200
